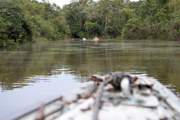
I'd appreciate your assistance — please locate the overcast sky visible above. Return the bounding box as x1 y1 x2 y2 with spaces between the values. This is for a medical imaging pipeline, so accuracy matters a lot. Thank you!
38 0 72 8
38 0 137 8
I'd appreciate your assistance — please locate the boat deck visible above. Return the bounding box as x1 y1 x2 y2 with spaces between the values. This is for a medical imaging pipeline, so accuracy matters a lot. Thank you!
11 74 180 120
57 75 180 120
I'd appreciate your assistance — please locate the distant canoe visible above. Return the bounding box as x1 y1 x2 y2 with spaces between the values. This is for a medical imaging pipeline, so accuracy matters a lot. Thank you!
83 38 87 41
94 38 98 41
8 72 180 120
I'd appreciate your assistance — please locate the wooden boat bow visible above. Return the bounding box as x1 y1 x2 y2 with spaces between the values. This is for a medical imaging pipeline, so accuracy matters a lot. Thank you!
9 72 180 120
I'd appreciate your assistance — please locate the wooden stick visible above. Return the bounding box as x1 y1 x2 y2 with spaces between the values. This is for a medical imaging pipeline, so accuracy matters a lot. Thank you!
90 76 103 82
92 82 104 120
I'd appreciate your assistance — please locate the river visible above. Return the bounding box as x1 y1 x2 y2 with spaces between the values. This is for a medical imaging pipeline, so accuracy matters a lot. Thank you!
0 39 180 119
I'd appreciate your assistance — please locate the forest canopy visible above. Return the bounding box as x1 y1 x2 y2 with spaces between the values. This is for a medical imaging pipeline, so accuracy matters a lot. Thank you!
0 0 70 47
1 0 180 47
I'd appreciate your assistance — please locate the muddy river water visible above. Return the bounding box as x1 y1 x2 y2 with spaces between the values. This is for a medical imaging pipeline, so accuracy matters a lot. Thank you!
0 39 180 119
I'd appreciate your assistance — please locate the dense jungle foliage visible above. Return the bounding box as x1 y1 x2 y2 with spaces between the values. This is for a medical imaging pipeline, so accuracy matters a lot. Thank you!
0 0 180 47
0 0 70 47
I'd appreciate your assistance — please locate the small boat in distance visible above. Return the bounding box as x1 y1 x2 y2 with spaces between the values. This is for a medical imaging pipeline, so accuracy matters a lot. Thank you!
94 37 98 41
83 37 87 41
7 72 180 120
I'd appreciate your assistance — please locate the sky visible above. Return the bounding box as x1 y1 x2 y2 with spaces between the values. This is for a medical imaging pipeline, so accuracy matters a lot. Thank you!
38 0 137 8
38 0 71 8
38 0 100 8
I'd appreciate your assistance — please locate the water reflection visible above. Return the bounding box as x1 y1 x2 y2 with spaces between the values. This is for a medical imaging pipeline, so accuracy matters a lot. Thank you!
1 40 180 118
1 40 180 91
94 40 98 45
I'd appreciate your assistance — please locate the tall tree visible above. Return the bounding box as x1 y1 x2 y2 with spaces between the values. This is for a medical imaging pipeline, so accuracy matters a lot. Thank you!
63 0 89 38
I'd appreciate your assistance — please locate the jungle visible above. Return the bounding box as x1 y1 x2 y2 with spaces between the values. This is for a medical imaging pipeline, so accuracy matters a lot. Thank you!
0 0 180 47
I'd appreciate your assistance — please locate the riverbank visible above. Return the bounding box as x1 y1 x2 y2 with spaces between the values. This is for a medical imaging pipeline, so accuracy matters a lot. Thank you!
1 0 180 47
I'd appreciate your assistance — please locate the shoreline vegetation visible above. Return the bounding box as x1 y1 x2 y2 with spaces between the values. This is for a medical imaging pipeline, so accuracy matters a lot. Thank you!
0 0 180 47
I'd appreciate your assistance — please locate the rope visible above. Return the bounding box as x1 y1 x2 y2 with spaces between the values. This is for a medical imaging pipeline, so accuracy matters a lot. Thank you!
92 82 104 120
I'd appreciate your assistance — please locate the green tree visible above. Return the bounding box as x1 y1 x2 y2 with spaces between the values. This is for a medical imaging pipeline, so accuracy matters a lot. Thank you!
0 16 12 47
0 0 71 47
84 22 100 36
0 0 32 44
122 18 145 39
63 0 89 38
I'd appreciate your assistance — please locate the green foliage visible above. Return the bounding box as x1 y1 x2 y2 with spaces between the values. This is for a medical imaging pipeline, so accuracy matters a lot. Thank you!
0 17 12 39
120 0 180 40
0 0 70 47
63 1 88 38
122 18 145 39
1 0 180 47
84 22 100 36
0 0 31 46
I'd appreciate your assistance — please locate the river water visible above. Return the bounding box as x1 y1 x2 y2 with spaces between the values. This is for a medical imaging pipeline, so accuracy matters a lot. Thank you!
0 39 180 119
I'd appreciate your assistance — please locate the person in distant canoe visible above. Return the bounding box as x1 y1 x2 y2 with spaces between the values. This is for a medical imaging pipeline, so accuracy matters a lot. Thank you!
83 37 86 41
94 37 98 41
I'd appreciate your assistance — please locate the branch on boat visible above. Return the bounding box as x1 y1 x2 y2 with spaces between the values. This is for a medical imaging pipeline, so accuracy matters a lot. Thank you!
77 93 91 99
90 76 103 82
81 105 91 112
